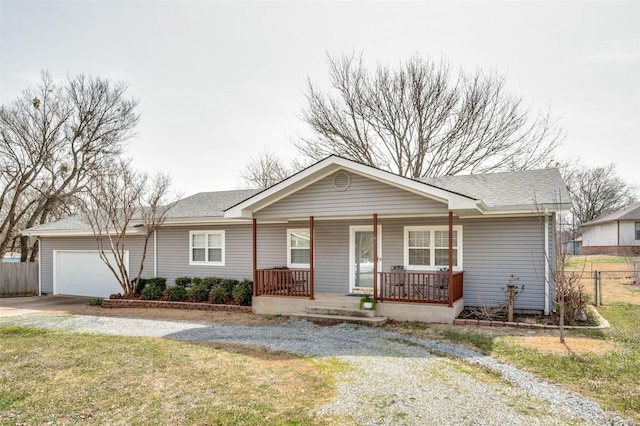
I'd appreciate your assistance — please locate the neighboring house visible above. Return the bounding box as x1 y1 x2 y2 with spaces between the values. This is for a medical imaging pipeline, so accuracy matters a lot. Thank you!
581 202 640 255
22 156 571 323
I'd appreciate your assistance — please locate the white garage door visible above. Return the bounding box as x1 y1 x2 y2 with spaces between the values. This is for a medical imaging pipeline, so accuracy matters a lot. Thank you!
54 251 128 297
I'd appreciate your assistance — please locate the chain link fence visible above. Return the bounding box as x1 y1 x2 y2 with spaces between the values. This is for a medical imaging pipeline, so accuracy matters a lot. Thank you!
566 269 640 306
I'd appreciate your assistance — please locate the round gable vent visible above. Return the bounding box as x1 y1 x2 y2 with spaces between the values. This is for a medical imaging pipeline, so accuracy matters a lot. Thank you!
332 171 351 191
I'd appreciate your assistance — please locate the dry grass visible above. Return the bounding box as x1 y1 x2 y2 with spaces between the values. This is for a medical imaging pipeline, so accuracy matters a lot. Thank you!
510 336 618 356
0 325 338 425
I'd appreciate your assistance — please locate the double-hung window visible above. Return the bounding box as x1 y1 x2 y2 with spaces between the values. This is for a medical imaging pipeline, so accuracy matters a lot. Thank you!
190 231 225 265
287 229 310 268
404 226 462 270
636 222 640 240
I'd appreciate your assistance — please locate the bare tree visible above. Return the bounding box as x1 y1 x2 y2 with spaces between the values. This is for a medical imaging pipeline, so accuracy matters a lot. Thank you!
238 150 292 189
297 52 563 178
82 159 178 296
565 162 638 225
0 71 139 261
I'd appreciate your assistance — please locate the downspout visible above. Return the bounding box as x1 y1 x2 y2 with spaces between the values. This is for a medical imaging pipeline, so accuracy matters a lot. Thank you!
153 230 157 277
544 208 550 316
37 238 42 296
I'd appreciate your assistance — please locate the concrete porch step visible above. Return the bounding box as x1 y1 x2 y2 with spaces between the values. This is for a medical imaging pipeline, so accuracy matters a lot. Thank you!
290 312 388 326
307 305 377 318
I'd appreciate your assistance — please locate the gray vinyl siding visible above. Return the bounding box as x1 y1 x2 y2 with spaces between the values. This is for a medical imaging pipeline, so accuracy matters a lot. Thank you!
460 217 547 311
39 215 552 311
156 225 254 286
294 216 547 310
39 236 151 294
256 171 449 219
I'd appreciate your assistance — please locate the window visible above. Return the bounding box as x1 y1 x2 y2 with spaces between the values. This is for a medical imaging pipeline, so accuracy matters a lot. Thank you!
404 226 462 270
189 231 225 265
288 229 310 268
636 222 640 240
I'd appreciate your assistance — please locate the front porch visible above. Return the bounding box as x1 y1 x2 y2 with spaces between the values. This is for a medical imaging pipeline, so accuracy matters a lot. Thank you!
254 268 464 306
250 212 464 323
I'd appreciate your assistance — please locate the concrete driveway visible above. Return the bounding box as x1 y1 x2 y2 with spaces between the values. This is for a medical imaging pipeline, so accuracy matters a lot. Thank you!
0 295 93 316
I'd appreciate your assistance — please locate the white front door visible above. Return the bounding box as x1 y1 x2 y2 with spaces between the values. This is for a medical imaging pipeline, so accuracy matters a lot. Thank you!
349 225 382 294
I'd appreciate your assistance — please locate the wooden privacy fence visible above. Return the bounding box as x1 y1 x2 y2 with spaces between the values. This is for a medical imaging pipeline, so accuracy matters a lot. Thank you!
0 262 38 296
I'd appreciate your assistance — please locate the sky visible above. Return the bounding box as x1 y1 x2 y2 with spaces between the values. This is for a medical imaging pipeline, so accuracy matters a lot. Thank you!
1 0 639 198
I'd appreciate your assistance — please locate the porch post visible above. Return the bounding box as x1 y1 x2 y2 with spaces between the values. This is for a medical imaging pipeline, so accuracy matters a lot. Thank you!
309 216 315 300
253 218 257 297
373 213 378 302
448 211 454 307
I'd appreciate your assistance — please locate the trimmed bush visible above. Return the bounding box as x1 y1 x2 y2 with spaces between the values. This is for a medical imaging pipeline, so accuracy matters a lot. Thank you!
174 277 192 288
187 283 210 303
232 280 253 306
191 277 203 287
146 277 167 287
201 276 224 290
165 285 188 301
141 282 166 300
209 285 231 304
220 279 238 294
131 278 148 295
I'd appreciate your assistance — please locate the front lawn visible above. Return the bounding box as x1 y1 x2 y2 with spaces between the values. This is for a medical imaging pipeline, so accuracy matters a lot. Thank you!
0 326 338 425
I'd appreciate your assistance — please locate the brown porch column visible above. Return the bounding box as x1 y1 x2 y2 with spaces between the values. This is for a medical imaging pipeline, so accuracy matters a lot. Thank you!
253 218 257 297
373 213 378 302
448 211 454 307
309 216 315 300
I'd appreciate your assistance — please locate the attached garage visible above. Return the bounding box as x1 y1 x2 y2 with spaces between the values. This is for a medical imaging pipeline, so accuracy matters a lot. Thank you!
54 250 127 297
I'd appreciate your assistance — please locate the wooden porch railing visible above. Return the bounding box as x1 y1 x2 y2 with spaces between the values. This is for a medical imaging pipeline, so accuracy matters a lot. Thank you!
255 268 311 297
378 271 464 306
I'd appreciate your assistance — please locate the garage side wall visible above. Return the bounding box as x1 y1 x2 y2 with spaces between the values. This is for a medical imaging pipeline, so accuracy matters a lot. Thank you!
39 236 151 295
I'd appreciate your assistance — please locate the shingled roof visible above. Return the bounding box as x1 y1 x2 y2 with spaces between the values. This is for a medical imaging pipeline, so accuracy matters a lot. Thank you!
420 168 570 209
581 202 640 227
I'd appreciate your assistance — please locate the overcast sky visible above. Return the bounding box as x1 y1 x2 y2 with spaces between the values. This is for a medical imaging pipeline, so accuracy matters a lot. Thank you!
1 0 638 197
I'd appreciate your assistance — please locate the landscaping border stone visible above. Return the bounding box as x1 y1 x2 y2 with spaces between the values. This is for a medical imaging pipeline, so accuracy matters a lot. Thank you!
102 298 252 313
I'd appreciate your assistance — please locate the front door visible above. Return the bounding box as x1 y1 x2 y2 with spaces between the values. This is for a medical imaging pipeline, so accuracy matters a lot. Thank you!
349 225 382 294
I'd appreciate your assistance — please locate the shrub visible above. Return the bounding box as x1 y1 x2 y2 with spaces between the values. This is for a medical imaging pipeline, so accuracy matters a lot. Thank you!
131 278 148 295
220 279 239 294
146 277 167 287
89 298 103 306
209 285 231 304
201 276 224 290
191 277 203 287
141 279 166 300
232 280 253 306
187 283 210 303
165 286 188 301
174 277 192 288
557 278 592 324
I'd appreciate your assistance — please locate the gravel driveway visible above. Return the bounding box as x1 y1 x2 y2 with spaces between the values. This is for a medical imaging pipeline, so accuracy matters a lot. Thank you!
0 313 627 425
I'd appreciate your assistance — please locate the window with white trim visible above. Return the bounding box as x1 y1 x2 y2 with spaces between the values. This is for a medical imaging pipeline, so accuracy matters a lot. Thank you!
189 231 225 265
287 229 310 268
404 226 462 270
